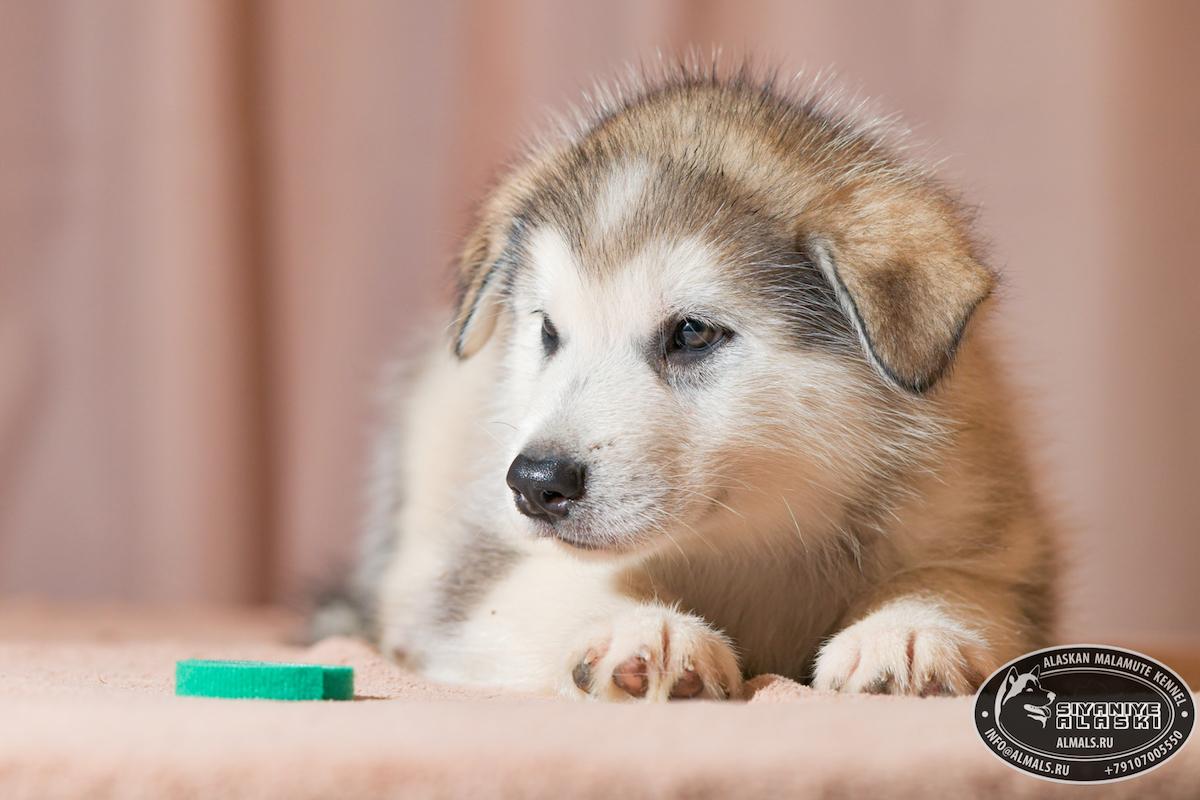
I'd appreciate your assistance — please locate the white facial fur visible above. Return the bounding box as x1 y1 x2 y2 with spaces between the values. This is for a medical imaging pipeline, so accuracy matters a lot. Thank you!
492 222 915 556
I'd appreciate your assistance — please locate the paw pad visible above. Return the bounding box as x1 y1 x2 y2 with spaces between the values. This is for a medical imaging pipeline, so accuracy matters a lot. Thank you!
612 654 649 698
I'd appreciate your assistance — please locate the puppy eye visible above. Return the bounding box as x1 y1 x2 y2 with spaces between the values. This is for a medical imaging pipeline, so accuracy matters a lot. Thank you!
670 318 725 354
541 314 560 356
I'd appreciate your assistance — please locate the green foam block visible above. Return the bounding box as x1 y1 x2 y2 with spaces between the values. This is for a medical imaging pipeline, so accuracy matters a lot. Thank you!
175 659 354 701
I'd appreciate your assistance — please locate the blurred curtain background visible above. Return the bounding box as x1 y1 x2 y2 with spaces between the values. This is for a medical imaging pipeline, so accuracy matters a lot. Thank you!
1 1 1197 642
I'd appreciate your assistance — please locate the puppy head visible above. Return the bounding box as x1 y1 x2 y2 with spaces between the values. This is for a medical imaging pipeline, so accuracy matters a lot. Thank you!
451 75 993 554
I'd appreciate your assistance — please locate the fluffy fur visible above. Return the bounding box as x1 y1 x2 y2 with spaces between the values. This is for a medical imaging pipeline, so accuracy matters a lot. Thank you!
318 61 1058 702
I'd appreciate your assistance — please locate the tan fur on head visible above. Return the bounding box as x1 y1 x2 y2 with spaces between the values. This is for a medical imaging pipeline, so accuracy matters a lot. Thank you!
450 58 993 392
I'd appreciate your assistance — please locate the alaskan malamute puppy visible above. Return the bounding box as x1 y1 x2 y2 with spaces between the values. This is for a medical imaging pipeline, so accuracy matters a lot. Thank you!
321 65 1057 701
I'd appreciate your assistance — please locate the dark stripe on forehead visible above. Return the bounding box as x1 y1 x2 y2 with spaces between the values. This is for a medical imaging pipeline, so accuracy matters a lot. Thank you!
525 156 773 276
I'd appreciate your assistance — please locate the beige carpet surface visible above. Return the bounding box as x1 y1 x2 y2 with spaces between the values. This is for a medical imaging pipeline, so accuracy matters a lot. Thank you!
1 601 1196 799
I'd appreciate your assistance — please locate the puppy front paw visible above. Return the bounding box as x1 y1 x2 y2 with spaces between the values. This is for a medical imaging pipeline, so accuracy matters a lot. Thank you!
569 605 741 701
812 599 987 696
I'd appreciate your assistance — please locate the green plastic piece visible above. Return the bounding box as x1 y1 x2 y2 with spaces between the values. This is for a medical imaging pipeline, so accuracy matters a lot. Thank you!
175 659 354 701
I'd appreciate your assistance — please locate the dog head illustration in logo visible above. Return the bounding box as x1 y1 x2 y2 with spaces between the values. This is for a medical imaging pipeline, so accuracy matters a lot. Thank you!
995 665 1056 728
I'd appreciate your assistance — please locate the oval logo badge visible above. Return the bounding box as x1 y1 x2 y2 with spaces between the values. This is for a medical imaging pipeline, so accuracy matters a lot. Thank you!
974 645 1193 783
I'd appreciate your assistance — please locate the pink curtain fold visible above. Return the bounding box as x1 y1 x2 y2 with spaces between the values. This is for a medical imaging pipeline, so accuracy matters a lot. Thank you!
1 1 1196 641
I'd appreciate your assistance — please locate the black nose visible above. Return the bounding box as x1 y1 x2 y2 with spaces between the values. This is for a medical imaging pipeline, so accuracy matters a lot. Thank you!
506 453 586 521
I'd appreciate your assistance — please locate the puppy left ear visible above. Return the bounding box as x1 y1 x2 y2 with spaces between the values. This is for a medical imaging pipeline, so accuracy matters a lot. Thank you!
808 191 994 392
451 221 505 359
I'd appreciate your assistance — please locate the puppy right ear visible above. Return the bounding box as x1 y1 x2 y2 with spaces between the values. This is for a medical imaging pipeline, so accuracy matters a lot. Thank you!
451 221 505 359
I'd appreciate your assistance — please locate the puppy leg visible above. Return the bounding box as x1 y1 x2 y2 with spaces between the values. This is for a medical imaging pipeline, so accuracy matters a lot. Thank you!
568 602 742 702
404 544 740 701
812 570 1027 696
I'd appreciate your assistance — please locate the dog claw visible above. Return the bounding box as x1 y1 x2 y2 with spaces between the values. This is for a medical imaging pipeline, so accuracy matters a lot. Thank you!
573 648 603 693
572 660 593 692
865 676 894 695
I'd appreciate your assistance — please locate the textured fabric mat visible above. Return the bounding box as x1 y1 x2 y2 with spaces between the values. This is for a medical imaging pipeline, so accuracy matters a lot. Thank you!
1 601 1195 799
